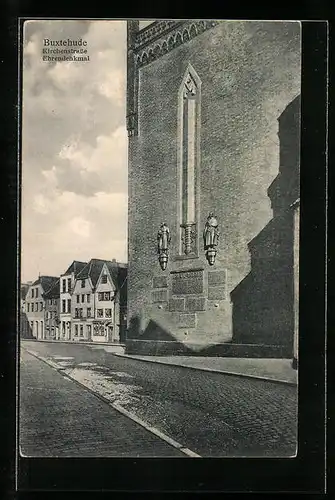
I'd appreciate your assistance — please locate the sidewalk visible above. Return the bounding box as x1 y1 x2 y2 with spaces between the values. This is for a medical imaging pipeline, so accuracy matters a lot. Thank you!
114 353 298 385
22 338 125 353
22 339 298 385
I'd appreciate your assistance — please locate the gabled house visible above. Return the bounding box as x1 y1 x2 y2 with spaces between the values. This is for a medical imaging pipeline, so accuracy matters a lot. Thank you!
94 261 127 343
43 278 60 340
59 260 87 340
25 276 59 339
71 258 127 343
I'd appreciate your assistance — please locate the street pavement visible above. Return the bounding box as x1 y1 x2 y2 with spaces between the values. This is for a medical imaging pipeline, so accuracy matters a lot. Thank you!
20 340 298 458
20 349 183 457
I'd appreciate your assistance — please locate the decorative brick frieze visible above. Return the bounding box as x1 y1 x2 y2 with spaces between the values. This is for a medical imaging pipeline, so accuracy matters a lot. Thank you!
135 20 184 49
134 20 220 68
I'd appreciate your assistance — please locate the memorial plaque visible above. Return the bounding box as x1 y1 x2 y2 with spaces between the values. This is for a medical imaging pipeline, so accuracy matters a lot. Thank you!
186 297 206 312
178 313 196 328
208 286 226 300
152 290 168 303
171 269 204 295
169 298 185 312
208 269 227 287
153 276 168 289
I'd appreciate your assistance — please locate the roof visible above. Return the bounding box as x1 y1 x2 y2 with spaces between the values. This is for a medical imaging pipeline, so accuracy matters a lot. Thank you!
43 278 60 300
61 260 87 277
104 261 127 306
20 283 30 301
32 276 59 292
76 258 127 291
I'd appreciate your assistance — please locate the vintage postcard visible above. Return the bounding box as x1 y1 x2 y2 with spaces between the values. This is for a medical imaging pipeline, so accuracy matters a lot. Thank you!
19 19 301 459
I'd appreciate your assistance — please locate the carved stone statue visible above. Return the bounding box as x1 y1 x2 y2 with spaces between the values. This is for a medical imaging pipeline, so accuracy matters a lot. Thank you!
157 223 171 270
203 212 220 265
157 223 171 253
203 212 219 249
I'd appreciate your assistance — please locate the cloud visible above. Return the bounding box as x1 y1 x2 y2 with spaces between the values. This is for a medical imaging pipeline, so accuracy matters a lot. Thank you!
33 194 50 214
21 20 128 282
69 217 91 238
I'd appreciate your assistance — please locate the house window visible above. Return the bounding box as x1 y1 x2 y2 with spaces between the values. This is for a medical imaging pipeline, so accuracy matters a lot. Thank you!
36 288 39 298
80 324 83 336
27 303 30 312
101 274 107 284
97 309 103 318
40 302 43 311
67 299 71 313
31 289 34 298
62 299 66 313
67 278 71 292
87 294 90 303
62 279 66 293
81 294 85 303
105 309 112 318
178 65 201 256
81 279 85 288
87 308 91 318
87 325 91 336
62 321 65 334
98 291 111 301
75 308 83 318
75 325 78 336
76 295 80 303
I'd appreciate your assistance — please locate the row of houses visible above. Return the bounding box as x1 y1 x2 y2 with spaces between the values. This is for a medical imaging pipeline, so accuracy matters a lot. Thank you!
20 258 127 344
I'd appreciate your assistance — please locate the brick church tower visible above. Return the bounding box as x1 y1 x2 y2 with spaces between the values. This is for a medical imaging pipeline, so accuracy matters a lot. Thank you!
126 20 301 357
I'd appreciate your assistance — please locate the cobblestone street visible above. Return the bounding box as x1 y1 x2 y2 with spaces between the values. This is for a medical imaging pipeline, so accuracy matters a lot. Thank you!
20 349 184 457
20 341 298 457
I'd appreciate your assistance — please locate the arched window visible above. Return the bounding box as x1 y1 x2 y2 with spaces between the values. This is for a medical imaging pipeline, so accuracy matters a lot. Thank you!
177 64 201 256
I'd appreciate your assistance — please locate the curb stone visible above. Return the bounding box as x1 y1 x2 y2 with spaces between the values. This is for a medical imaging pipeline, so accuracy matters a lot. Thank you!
113 353 298 386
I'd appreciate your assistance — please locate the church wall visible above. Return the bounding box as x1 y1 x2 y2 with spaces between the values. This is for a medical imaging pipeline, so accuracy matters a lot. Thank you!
127 21 301 349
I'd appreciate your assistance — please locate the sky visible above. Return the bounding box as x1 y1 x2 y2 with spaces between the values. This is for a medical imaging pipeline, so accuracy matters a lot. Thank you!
21 20 129 283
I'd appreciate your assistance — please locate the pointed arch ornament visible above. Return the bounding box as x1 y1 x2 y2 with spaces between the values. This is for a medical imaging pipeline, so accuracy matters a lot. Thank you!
177 63 202 257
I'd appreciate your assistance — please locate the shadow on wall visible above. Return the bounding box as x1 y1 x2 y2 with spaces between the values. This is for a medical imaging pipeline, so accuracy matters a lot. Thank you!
230 95 301 352
125 318 291 357
20 312 34 339
127 317 193 355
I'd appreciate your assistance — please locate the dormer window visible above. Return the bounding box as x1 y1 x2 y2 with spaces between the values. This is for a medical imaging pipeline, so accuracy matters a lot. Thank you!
101 274 107 284
81 279 85 288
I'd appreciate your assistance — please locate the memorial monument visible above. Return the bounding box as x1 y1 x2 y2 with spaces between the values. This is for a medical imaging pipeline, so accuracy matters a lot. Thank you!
126 20 301 357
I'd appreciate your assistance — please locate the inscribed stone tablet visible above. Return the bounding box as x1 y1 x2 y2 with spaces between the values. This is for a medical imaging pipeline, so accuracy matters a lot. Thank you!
171 270 204 295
